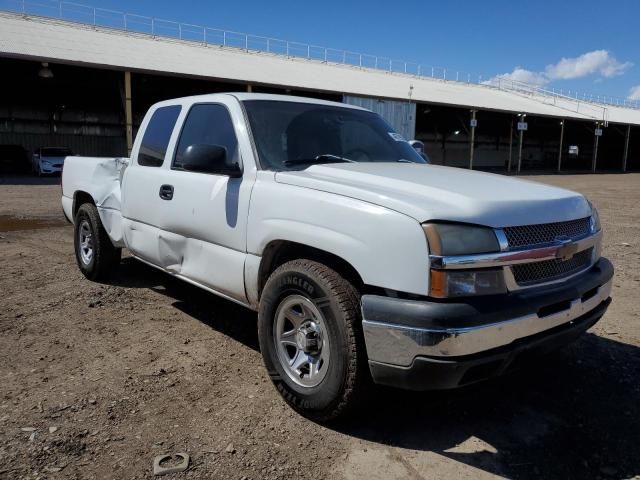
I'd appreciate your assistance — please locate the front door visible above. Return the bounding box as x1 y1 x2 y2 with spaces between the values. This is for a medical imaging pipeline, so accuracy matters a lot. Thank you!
159 102 252 301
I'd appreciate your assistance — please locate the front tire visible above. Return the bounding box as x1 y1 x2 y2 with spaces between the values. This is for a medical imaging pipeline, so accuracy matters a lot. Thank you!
73 203 121 280
258 259 367 422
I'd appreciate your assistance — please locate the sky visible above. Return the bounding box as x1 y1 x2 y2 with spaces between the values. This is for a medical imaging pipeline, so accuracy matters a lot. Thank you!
83 0 640 100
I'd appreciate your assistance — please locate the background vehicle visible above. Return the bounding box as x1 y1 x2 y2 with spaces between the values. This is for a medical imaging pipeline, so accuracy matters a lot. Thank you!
61 93 613 421
32 147 73 176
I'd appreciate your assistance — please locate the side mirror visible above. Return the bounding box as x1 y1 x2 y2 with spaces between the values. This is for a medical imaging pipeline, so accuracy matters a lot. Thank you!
409 140 429 163
409 140 424 154
180 144 242 177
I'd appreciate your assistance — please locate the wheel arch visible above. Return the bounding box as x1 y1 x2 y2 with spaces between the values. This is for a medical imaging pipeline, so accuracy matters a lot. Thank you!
257 240 365 299
72 191 96 218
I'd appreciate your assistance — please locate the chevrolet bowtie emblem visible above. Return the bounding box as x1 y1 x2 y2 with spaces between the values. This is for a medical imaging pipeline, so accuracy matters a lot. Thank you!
555 236 578 261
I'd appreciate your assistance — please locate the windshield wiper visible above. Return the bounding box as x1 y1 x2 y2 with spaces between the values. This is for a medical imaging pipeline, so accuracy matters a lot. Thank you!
284 154 356 167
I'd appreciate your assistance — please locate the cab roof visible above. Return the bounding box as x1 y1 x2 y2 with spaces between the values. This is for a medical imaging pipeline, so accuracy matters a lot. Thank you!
154 92 370 111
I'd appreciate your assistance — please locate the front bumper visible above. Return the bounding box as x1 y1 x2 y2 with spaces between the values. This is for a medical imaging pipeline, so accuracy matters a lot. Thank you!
39 163 63 174
362 257 613 390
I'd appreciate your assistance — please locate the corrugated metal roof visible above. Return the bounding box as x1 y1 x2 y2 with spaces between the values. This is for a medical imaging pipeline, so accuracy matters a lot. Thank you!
1 13 639 126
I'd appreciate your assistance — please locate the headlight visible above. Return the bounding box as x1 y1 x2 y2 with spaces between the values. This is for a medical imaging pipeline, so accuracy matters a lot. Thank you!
590 205 601 233
588 203 602 260
430 269 506 298
423 223 500 256
424 223 504 298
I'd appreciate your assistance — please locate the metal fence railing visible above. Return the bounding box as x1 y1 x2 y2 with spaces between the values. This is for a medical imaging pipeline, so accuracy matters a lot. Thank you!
484 78 612 123
484 77 638 111
2 0 639 111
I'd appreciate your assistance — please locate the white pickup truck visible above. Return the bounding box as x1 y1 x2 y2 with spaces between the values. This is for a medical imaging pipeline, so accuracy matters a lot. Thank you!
62 93 613 421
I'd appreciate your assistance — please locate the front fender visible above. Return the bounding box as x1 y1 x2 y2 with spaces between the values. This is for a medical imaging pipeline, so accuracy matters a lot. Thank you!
247 179 429 296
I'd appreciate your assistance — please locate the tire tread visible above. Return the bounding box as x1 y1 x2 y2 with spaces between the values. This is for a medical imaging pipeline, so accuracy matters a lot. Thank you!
74 203 121 280
259 259 368 422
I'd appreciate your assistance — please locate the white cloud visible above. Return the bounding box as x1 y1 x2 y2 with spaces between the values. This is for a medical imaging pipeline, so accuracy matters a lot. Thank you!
629 86 640 101
485 50 632 88
484 67 549 86
545 50 632 80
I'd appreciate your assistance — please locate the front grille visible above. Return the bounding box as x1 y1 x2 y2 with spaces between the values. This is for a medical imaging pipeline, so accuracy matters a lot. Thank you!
503 217 591 249
511 248 593 285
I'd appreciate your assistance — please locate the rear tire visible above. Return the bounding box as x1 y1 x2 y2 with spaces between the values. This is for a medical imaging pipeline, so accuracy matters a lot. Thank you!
258 259 368 422
73 203 121 280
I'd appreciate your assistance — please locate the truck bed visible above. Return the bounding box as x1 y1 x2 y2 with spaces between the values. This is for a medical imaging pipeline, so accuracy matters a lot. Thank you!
61 156 128 246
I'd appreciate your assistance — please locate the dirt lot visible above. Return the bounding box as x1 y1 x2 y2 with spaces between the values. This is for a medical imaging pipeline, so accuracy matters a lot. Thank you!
0 173 638 480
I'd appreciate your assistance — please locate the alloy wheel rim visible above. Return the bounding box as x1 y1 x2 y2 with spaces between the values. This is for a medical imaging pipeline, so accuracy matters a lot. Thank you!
274 294 330 388
78 220 94 265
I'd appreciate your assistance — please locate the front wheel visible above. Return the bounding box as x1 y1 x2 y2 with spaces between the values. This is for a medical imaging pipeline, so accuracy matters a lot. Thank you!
258 259 368 422
73 203 121 280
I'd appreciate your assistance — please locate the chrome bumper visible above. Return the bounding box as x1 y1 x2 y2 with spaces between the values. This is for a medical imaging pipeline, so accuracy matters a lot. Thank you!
362 276 612 367
40 165 63 173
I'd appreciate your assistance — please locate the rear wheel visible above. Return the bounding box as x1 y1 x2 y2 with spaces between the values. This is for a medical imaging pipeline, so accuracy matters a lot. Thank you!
258 259 367 422
73 203 121 280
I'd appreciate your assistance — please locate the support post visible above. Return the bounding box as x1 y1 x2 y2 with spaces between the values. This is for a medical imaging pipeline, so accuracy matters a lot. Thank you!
517 120 524 174
124 71 133 156
592 124 599 172
246 84 253 93
557 119 565 173
469 110 476 170
507 120 513 172
623 124 631 172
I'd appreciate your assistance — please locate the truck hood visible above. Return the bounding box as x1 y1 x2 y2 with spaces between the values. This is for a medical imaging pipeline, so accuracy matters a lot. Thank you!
40 156 66 164
274 163 591 227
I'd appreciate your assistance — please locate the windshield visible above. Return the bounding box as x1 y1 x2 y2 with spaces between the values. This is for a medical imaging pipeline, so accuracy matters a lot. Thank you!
41 148 72 157
243 100 425 171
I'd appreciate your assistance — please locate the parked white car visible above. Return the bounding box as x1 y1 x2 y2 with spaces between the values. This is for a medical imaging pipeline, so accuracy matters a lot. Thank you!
61 93 613 421
33 147 72 175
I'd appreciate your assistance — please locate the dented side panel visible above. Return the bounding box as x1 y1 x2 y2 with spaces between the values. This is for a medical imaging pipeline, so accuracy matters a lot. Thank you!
120 96 256 303
61 156 129 247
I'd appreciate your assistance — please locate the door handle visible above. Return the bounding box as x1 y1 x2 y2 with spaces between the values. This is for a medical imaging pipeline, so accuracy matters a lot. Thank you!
159 184 174 200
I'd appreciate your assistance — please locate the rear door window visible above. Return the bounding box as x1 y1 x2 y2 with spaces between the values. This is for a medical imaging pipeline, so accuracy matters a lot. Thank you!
137 105 181 167
42 148 73 157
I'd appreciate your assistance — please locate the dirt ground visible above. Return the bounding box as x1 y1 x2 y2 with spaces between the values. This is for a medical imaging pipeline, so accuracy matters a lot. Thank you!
0 173 638 480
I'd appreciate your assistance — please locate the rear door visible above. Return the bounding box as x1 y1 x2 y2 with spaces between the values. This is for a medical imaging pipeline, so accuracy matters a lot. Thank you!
121 103 182 267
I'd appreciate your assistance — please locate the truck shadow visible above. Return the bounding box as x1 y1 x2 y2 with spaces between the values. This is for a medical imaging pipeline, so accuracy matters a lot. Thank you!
336 334 640 479
107 257 260 352
106 257 639 479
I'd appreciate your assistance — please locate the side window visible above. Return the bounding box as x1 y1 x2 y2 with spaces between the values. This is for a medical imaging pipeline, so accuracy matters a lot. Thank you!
137 105 181 167
173 104 239 170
